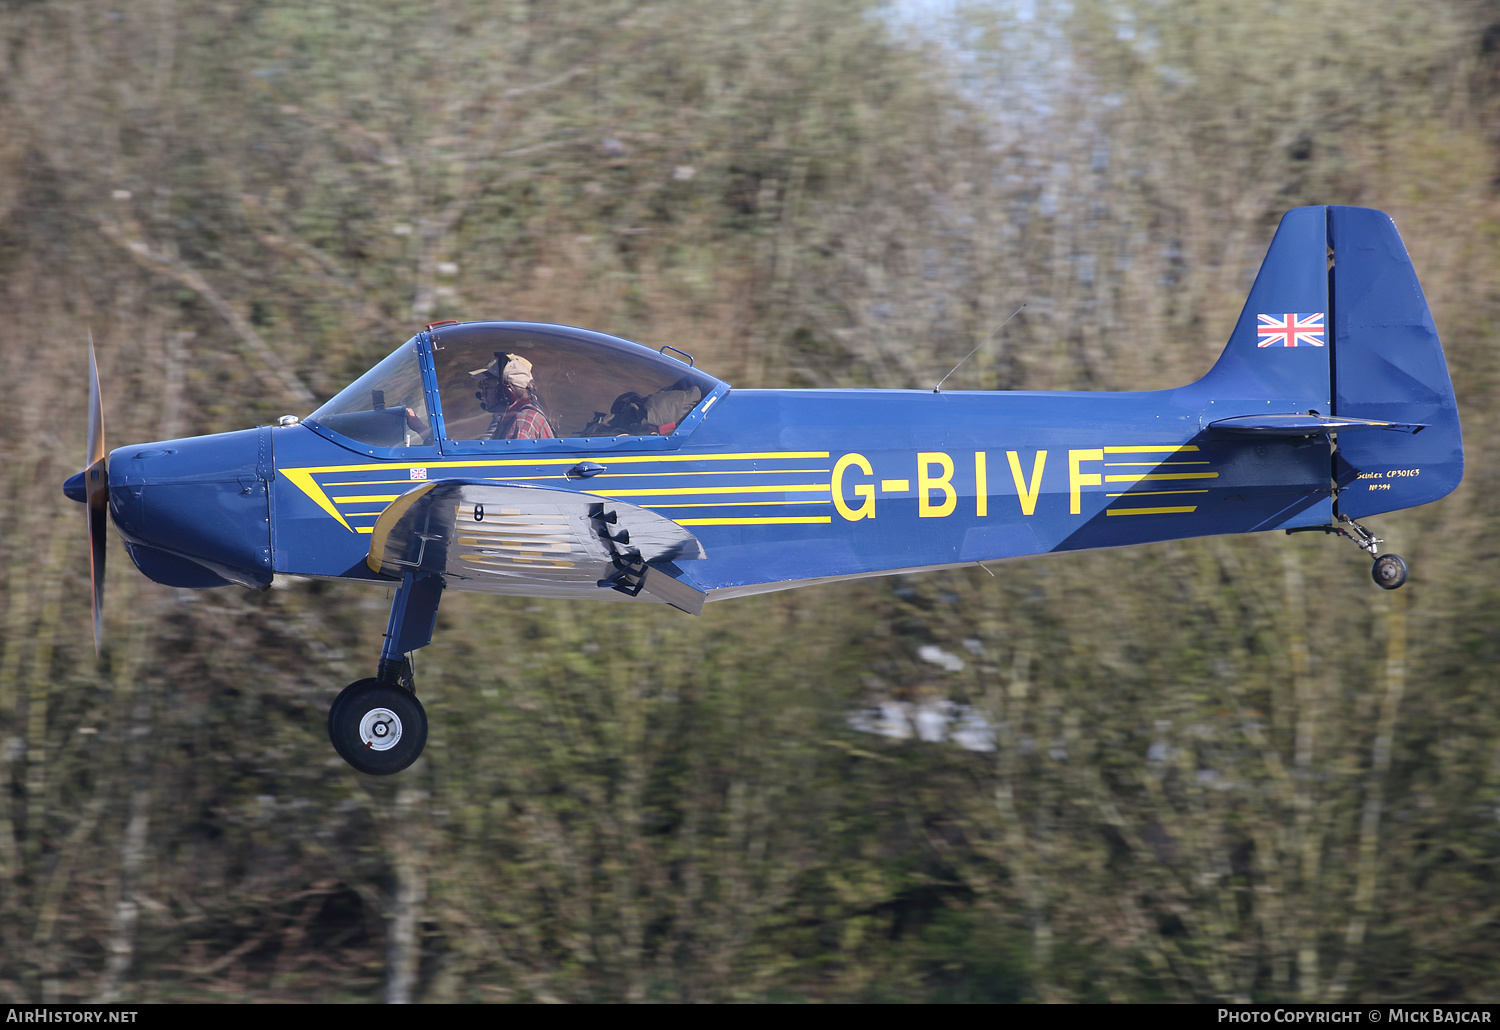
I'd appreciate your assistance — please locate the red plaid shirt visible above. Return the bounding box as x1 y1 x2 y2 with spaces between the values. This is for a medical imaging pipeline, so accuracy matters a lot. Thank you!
487 400 554 440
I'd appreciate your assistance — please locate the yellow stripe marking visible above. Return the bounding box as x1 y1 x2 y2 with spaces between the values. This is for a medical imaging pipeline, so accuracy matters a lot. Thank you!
1107 506 1198 516
333 494 401 503
283 452 833 532
1105 489 1209 498
600 484 830 498
288 451 831 476
1104 472 1219 483
644 499 829 509
1104 461 1210 466
332 479 449 486
675 516 833 526
880 480 910 492
587 468 832 478
356 527 374 534
332 469 835 486
1103 445 1200 454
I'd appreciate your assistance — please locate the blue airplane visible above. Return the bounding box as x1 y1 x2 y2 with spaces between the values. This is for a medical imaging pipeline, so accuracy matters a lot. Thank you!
65 205 1463 774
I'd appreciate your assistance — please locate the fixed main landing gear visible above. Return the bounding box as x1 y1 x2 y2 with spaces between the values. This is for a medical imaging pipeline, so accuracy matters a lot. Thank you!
328 672 428 776
328 572 443 775
1288 515 1408 590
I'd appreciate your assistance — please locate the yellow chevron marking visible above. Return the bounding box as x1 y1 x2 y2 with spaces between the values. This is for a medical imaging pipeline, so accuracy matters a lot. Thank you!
280 466 354 531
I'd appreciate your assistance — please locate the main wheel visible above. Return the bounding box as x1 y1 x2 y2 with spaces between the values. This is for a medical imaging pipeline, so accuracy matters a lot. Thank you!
328 677 380 748
1372 553 1409 590
328 680 428 775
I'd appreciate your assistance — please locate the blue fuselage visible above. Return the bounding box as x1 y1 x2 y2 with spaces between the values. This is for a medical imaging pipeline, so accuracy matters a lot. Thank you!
108 383 1338 599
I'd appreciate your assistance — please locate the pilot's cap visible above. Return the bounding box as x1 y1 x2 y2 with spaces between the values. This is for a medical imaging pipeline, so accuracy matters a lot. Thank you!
469 352 533 390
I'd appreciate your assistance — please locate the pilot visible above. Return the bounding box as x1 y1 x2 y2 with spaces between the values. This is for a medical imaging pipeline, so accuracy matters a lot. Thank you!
469 352 555 440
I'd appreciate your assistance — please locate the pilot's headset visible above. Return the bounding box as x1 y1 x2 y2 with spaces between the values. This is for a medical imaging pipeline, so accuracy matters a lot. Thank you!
469 352 533 412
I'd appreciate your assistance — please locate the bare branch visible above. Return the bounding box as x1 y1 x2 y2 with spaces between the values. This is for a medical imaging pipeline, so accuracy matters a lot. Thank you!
97 218 316 408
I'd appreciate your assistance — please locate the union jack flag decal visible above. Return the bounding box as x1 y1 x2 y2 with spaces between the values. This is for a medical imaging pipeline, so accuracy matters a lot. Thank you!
1256 312 1326 348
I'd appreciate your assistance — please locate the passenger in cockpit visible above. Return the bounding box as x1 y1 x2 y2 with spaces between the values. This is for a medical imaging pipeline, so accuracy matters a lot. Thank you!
643 377 702 435
585 378 703 437
469 352 556 440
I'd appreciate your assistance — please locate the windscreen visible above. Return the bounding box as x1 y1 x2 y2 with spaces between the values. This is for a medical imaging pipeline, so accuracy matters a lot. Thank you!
430 323 719 441
308 340 433 447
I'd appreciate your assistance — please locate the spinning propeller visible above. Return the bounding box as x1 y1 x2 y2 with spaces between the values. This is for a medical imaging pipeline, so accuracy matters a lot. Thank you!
85 336 108 652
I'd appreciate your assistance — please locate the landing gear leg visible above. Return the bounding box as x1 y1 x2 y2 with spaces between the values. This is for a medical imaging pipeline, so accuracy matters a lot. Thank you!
327 572 444 775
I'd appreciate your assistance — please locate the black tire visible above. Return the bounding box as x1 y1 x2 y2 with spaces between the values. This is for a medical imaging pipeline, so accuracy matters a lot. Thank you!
328 681 428 775
1372 553 1409 590
328 677 381 749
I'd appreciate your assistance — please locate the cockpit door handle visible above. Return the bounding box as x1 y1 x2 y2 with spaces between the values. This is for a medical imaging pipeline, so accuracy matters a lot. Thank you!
567 461 608 479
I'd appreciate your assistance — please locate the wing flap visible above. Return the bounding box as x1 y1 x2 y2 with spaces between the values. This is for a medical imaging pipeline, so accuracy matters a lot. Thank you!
366 479 707 610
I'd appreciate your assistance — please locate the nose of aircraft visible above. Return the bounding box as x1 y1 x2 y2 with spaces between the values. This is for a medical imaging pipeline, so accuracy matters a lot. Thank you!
106 427 274 589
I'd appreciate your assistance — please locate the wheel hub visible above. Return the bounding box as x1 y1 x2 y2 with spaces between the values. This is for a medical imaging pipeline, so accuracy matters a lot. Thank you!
359 707 403 751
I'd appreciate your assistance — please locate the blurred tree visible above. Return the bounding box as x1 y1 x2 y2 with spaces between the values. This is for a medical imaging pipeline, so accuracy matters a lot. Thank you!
0 0 1498 1004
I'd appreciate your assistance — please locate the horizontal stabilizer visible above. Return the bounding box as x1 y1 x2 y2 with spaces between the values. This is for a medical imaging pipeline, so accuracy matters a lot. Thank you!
365 479 707 608
1208 414 1425 436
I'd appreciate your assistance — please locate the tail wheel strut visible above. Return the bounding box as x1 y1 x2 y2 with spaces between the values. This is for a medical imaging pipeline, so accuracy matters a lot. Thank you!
1287 515 1409 590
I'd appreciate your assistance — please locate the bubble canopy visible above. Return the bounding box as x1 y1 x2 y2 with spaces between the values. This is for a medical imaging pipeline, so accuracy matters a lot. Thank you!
307 322 725 450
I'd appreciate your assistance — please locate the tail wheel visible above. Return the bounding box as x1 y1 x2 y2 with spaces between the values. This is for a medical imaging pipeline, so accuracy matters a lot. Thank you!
1372 553 1409 590
328 680 427 775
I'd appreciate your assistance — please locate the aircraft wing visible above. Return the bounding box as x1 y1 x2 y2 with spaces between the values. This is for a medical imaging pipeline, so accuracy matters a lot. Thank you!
365 479 708 614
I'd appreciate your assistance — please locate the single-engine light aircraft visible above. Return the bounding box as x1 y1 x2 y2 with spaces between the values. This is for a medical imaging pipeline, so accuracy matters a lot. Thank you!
65 206 1463 774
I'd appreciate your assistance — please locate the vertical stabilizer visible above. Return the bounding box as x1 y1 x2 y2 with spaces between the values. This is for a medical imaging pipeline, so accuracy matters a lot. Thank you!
1192 206 1332 413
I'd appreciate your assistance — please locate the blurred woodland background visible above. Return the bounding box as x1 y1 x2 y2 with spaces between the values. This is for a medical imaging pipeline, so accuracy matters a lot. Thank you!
3 0 1500 1003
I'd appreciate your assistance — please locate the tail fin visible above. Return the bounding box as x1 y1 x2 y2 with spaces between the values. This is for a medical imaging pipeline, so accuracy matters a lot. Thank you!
1192 205 1462 518
1193 205 1333 413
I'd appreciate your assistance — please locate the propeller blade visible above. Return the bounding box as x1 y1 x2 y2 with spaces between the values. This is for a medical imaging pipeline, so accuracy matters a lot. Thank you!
86 335 107 653
89 473 107 652
88 334 105 468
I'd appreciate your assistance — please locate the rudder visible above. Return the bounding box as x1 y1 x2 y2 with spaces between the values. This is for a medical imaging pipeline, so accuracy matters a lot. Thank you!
1329 206 1463 518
